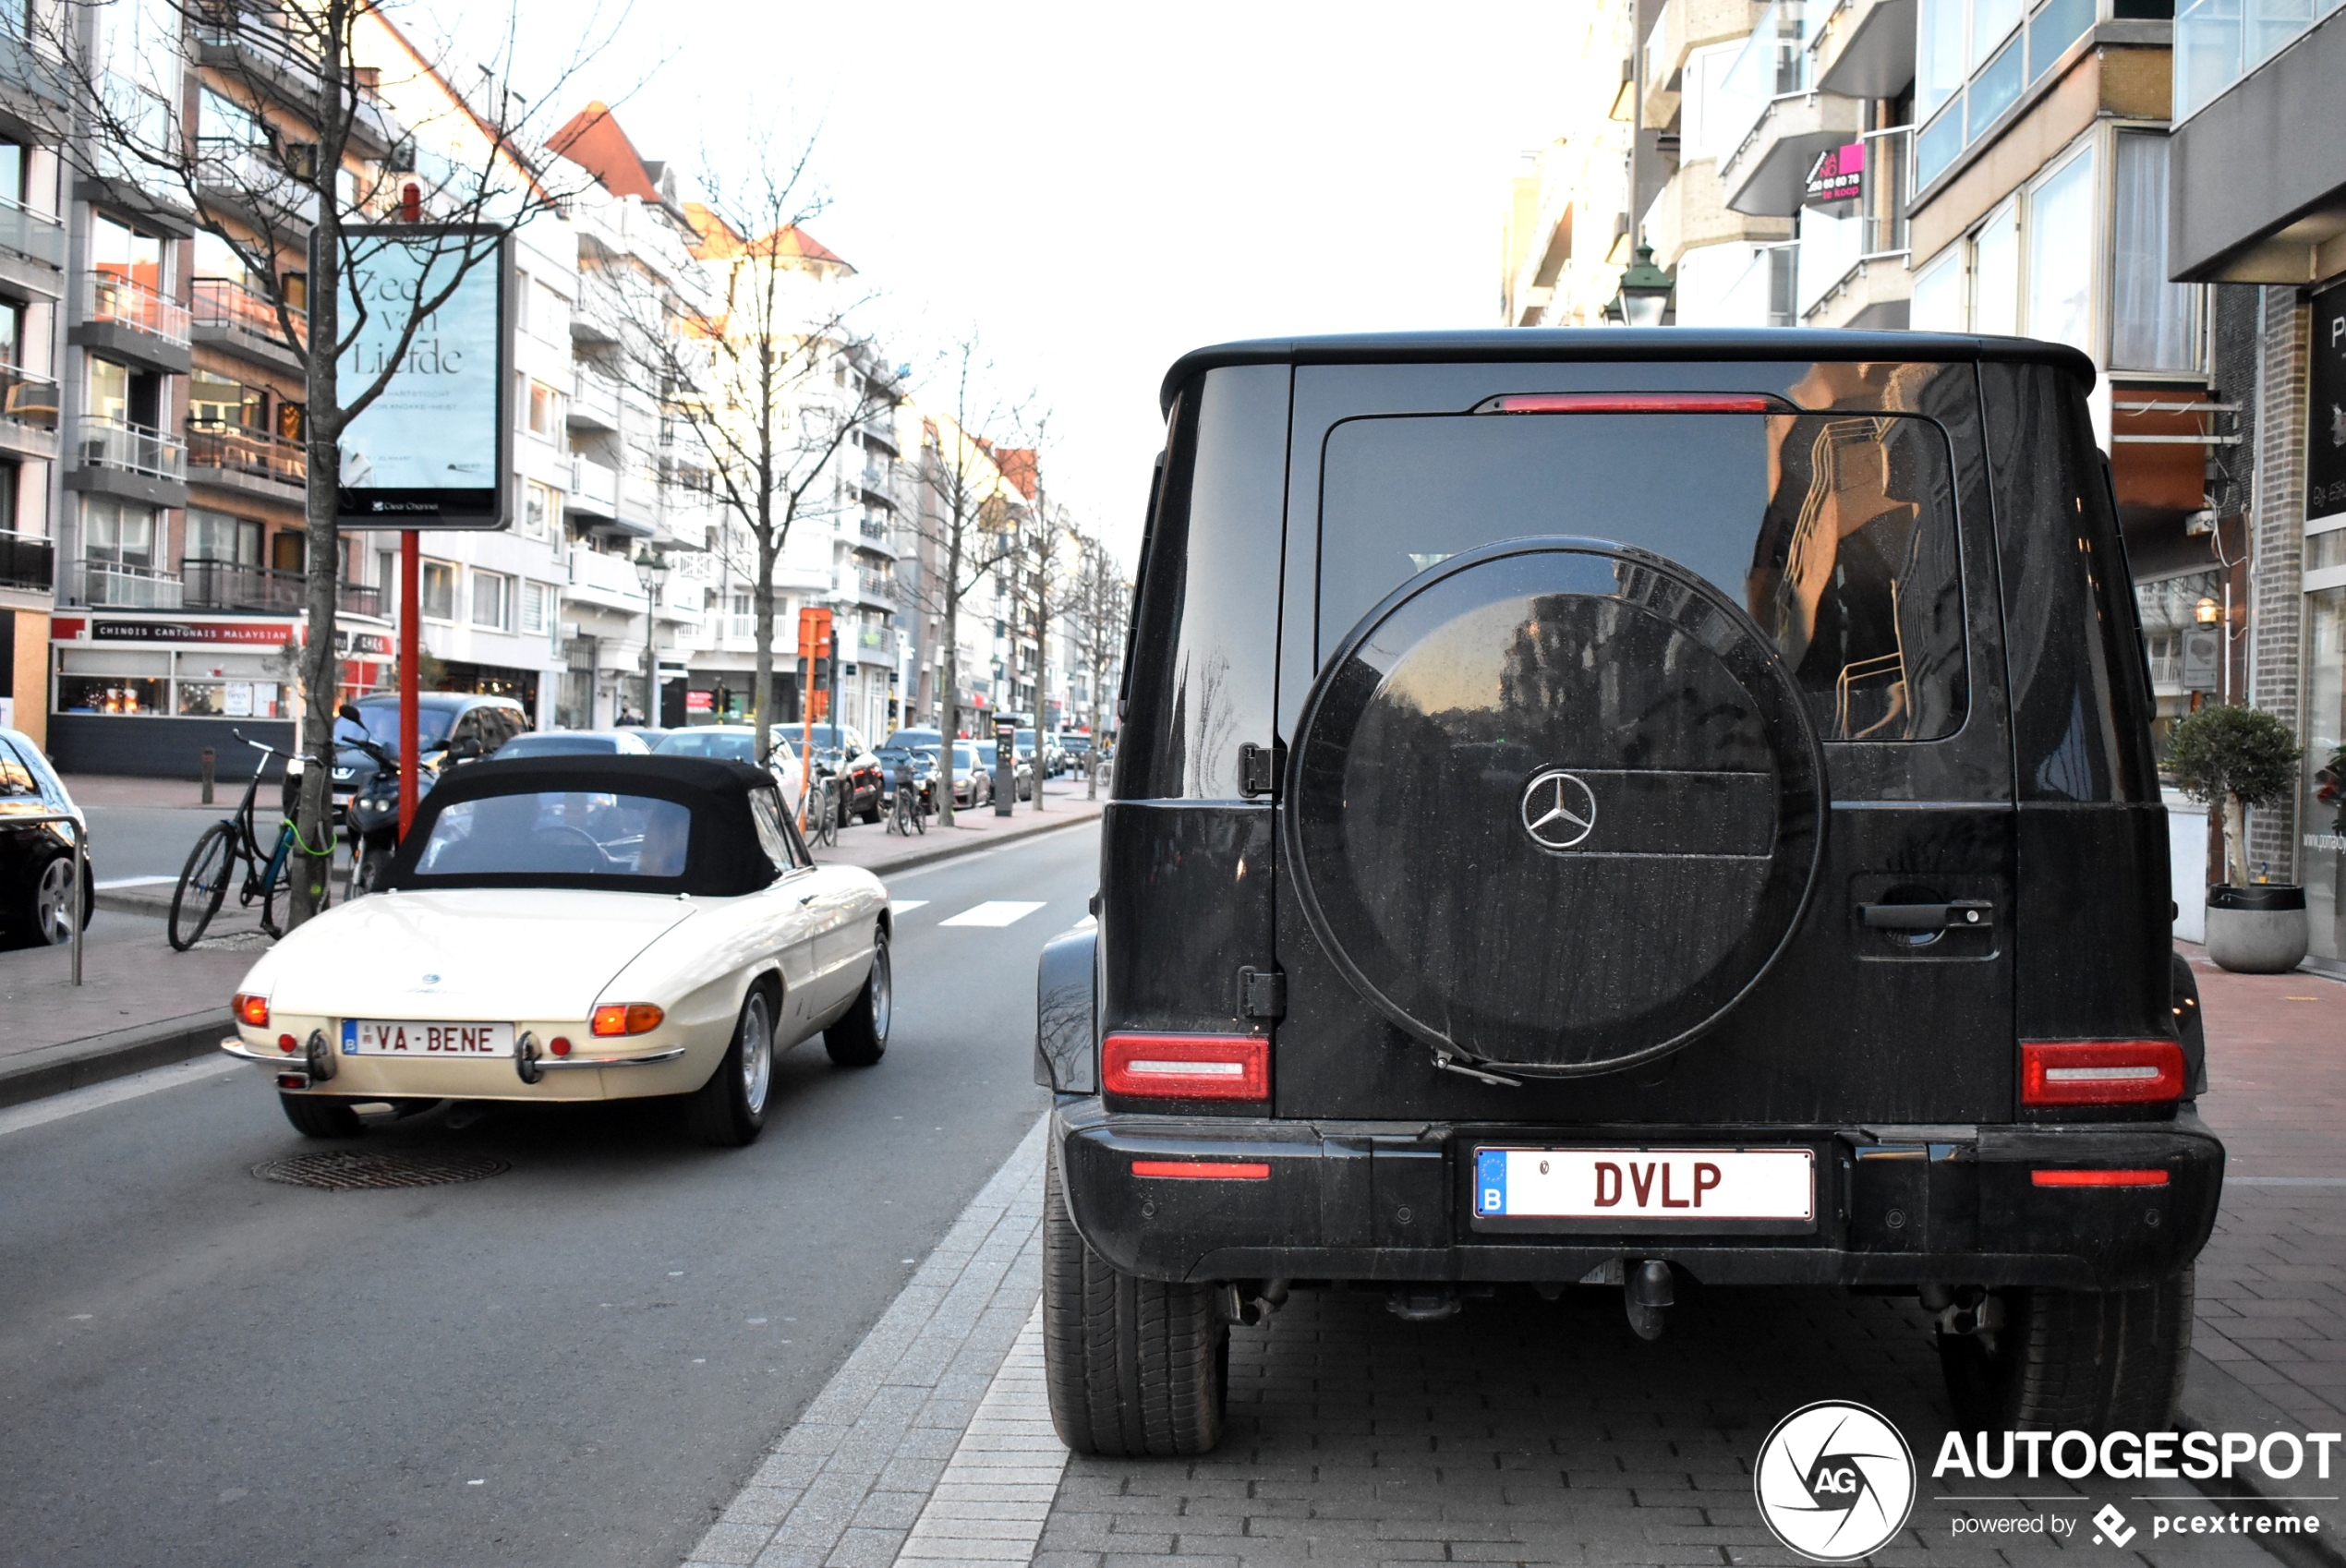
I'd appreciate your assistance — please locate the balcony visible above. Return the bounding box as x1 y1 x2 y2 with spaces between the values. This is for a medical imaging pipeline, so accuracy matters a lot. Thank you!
187 417 306 498
193 277 306 370
569 367 622 432
78 415 185 482
195 139 320 229
860 464 900 510
1811 0 1918 96
182 557 381 617
0 21 69 114
0 360 57 464
1720 1 1868 216
71 273 192 374
1644 0 1774 121
565 454 621 519
1797 126 1914 327
62 559 184 610
0 527 53 593
0 194 65 302
564 542 656 611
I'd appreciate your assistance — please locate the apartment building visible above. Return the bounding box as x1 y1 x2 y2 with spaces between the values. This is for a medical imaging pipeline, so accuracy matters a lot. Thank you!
0 18 67 743
1499 0 1645 327
2165 0 2346 972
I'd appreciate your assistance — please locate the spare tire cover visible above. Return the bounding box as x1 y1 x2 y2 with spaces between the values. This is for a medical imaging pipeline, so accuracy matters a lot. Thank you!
1286 537 1825 1076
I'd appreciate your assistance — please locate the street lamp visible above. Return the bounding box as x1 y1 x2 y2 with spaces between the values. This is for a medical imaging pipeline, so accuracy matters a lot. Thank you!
2194 596 2221 626
1611 243 1674 327
633 545 670 726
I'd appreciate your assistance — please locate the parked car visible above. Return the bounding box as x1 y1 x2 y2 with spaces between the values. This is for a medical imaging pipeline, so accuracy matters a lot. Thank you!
331 693 528 819
492 730 654 759
650 725 807 810
0 727 92 950
874 743 942 816
1034 329 2220 1457
944 742 993 809
882 726 944 755
220 754 891 1145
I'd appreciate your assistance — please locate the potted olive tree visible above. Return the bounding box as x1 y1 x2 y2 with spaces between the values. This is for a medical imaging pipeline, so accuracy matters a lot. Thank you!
2169 703 2306 972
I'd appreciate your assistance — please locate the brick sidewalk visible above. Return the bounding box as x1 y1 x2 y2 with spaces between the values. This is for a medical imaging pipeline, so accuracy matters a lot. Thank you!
2182 943 2346 1437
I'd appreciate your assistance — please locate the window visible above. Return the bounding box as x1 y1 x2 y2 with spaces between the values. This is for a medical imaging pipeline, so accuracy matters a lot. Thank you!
527 380 562 438
1911 247 1965 330
415 792 695 880
524 478 558 539
81 496 155 567
190 371 265 428
534 281 569 344
277 401 304 441
513 270 530 336
90 213 165 294
1918 0 1968 118
1974 201 2021 335
421 559 455 620
2026 145 2098 355
2111 133 2201 371
471 570 511 630
187 509 261 565
521 580 551 635
199 87 261 146
1317 409 1968 741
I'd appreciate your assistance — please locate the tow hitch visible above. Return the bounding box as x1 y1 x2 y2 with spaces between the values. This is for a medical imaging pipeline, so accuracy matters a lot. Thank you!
1626 1260 1675 1340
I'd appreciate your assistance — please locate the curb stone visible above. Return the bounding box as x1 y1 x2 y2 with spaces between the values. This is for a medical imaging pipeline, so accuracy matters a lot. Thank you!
0 1010 231 1111
2180 1348 2346 1568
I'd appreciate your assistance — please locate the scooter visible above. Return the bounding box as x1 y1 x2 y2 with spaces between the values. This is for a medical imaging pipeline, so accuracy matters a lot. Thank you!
336 702 450 898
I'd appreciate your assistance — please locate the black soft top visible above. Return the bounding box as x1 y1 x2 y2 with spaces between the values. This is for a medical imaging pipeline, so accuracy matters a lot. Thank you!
1158 328 2097 413
384 753 792 897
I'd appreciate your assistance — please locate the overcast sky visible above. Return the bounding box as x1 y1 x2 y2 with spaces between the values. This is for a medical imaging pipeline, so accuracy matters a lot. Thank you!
433 0 1566 564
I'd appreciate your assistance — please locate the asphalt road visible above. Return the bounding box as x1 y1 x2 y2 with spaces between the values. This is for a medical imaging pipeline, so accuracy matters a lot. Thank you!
81 802 245 886
0 822 1096 1568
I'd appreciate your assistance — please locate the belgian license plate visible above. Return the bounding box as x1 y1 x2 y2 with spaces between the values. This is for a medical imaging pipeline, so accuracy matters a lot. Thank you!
341 1019 514 1058
1473 1147 1815 1225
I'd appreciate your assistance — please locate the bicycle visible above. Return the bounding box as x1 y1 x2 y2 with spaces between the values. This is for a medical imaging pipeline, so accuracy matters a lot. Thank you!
167 731 333 950
887 773 927 836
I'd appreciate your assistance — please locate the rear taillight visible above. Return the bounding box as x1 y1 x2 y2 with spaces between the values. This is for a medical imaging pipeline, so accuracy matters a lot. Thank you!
591 1004 665 1037
2020 1040 2186 1106
1102 1034 1269 1102
2032 1168 2171 1188
1480 392 1778 415
235 994 270 1028
1131 1160 1272 1180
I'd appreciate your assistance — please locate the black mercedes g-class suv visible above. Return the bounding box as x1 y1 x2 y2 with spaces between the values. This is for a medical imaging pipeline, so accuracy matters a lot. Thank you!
1035 330 2218 1457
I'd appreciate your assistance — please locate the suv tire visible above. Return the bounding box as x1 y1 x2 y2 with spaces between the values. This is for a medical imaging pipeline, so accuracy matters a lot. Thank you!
279 1093 364 1139
1042 1154 1227 1456
1937 1269 2195 1435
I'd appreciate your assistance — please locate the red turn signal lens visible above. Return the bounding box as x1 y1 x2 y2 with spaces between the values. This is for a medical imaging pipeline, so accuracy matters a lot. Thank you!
235 994 271 1028
1102 1034 1269 1102
590 1004 664 1037
549 1036 573 1057
2033 1168 2171 1188
2020 1040 2185 1105
1132 1160 1272 1180
276 1033 297 1055
1483 392 1777 415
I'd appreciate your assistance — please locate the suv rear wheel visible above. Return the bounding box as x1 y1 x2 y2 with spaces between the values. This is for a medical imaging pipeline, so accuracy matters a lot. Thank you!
1937 1269 2195 1434
1042 1155 1227 1456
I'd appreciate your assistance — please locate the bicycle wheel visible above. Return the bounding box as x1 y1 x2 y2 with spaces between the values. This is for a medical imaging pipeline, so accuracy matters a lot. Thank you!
259 829 297 936
168 823 237 951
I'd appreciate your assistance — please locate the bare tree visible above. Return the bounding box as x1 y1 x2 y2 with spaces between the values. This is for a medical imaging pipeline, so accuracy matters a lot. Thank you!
901 334 1033 827
606 133 892 772
33 0 622 922
1011 486 1072 811
1067 530 1131 801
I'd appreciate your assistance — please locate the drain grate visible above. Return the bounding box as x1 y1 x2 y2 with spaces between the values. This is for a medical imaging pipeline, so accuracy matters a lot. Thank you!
254 1149 510 1190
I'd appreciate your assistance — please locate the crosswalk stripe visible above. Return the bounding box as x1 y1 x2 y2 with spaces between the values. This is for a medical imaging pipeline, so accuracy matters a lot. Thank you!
938 900 1046 928
889 900 930 914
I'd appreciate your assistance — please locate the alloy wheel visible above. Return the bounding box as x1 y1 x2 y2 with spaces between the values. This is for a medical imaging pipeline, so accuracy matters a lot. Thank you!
869 942 892 1044
741 993 774 1115
34 856 75 945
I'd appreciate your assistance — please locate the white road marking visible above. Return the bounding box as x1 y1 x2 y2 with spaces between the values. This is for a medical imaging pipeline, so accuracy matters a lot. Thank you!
1069 913 1096 932
0 1055 240 1139
894 1305 1066 1564
938 900 1046 928
94 874 176 889
888 899 930 914
2231 1176 2346 1187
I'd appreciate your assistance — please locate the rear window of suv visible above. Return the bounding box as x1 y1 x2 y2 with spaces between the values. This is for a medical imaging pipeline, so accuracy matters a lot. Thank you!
1319 405 1966 742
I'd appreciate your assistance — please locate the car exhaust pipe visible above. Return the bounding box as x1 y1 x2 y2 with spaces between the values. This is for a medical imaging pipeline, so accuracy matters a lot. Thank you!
1386 1286 1461 1322
1625 1260 1675 1341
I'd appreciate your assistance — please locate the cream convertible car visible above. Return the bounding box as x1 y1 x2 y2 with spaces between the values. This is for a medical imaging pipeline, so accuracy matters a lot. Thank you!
220 754 891 1146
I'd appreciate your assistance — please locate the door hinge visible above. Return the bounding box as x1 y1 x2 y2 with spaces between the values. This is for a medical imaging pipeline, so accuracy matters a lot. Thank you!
1238 742 1276 800
1239 965 1286 1021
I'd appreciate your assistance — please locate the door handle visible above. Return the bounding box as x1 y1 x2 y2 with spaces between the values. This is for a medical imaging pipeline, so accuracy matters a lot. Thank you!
798 893 817 906
1859 899 1993 931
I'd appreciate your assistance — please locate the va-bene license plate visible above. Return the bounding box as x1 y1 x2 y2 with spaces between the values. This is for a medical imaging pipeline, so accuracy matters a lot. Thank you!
341 1019 515 1058
1473 1147 1816 1225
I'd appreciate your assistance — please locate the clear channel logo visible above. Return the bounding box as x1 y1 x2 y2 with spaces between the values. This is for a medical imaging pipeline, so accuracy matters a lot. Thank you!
1754 1401 1917 1562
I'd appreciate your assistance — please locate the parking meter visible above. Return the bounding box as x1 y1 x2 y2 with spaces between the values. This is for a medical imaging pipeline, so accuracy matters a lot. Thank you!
994 718 1016 817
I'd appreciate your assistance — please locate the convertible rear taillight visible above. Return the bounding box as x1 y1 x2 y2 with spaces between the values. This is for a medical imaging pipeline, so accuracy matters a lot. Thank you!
1480 392 1778 415
591 1004 664 1037
235 994 270 1028
2020 1040 2186 1105
1102 1034 1269 1101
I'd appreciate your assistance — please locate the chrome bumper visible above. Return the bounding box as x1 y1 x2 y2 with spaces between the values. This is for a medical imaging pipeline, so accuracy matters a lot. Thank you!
222 1034 686 1090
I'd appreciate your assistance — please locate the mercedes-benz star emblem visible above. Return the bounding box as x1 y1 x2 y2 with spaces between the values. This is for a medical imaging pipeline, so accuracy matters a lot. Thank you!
1519 769 1598 850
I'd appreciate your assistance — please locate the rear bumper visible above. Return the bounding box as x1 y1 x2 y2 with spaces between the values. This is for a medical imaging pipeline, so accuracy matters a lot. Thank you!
1052 1098 2223 1292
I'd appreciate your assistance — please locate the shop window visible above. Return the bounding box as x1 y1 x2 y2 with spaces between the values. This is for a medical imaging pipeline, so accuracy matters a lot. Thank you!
2111 133 2202 372
2025 146 2097 354
471 570 511 630
421 560 455 620
55 649 166 715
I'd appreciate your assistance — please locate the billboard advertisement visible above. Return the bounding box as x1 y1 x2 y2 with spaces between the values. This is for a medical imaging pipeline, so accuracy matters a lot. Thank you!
334 226 510 529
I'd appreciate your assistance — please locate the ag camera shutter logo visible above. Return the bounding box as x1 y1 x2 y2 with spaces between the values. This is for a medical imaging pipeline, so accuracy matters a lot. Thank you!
1754 1400 1917 1561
